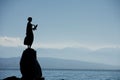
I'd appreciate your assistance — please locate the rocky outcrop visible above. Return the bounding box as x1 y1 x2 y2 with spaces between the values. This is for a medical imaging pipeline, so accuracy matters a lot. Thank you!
3 76 20 80
20 48 44 80
3 48 44 80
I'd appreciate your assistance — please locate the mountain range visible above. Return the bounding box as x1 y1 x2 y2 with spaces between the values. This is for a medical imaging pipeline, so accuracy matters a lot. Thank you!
0 57 119 70
0 45 120 70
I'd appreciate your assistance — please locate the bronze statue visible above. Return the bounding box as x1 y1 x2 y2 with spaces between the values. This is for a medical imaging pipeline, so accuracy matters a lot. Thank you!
24 17 38 48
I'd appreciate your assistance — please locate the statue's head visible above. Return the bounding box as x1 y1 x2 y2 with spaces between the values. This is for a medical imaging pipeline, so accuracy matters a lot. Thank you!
28 17 32 22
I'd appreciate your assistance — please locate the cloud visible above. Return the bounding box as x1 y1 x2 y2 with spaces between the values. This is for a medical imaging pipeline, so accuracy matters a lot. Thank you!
0 36 120 50
0 36 23 47
33 42 120 51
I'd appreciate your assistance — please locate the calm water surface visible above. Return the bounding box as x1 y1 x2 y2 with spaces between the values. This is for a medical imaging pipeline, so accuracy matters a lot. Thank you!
0 69 120 80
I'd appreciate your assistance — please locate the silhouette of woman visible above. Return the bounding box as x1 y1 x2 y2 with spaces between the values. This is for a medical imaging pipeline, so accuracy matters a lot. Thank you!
24 17 37 48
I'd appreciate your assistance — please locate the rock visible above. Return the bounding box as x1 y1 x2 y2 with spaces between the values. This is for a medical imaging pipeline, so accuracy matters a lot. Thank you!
3 76 45 80
20 48 44 80
3 76 20 80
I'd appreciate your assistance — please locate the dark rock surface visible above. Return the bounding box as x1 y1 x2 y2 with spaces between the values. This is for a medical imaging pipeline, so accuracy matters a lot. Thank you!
3 48 44 80
3 76 44 80
3 76 20 80
20 48 44 80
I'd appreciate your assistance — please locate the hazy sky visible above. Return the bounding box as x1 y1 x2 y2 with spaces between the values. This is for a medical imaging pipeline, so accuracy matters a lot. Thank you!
0 0 120 65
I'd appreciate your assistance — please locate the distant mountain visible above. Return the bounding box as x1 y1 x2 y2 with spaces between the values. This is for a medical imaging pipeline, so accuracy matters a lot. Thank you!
37 47 120 66
0 57 20 69
0 57 119 70
1 46 120 66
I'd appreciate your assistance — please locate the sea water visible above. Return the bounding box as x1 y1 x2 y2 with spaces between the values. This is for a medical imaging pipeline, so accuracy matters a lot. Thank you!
0 69 120 80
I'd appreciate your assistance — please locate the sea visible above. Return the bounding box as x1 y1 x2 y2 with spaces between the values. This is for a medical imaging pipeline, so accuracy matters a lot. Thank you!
0 69 120 80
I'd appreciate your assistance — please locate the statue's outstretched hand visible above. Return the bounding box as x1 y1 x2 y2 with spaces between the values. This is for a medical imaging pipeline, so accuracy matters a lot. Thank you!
33 24 38 30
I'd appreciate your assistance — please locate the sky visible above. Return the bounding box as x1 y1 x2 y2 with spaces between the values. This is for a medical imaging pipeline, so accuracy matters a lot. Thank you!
0 0 120 65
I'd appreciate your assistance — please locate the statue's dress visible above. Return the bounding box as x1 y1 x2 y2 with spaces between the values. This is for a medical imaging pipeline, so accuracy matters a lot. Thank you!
24 22 33 46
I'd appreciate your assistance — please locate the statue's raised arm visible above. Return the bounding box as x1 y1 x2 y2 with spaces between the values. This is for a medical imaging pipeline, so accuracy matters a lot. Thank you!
32 24 38 30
